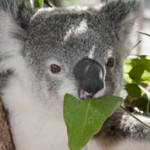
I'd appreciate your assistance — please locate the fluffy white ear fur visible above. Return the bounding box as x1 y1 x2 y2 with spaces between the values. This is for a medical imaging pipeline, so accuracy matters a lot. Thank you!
117 17 140 58
115 0 143 58
102 0 143 58
0 11 23 72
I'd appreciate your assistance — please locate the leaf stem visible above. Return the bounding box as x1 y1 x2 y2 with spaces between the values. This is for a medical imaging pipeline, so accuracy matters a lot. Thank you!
132 40 142 50
120 105 150 129
138 31 150 37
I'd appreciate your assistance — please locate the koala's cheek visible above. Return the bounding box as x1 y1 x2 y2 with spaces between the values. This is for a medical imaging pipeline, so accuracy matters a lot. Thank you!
57 78 78 99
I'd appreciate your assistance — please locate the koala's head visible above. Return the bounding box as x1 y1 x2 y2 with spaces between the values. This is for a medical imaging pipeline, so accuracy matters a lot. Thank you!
0 0 143 108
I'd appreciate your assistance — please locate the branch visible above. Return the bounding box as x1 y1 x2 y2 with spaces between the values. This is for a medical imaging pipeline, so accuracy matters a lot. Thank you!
44 0 56 8
120 105 150 129
0 99 14 150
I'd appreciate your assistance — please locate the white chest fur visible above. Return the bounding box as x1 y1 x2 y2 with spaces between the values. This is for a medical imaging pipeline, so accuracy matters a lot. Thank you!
1 77 150 150
1 76 70 150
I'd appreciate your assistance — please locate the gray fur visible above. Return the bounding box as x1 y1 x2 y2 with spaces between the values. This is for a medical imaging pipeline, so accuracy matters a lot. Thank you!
0 0 35 28
0 0 148 150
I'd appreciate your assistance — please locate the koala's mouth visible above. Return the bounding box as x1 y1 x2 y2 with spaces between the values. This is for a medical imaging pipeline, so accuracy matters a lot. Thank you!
79 88 105 100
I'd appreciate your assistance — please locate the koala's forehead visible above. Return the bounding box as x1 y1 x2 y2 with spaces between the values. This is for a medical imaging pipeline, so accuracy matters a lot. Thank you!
26 7 115 64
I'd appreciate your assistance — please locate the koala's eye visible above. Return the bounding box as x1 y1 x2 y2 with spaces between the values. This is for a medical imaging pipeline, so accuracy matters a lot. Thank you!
106 57 115 68
50 64 61 74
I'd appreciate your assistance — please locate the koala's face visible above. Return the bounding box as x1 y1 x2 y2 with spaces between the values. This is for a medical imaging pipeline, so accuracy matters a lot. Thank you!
23 7 124 108
0 0 141 112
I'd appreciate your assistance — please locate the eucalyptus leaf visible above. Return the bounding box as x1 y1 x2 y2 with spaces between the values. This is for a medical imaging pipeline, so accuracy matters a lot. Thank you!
141 58 150 72
129 65 144 82
34 0 43 8
141 70 150 81
63 94 123 150
131 95 150 113
123 62 133 74
130 58 140 67
125 84 142 97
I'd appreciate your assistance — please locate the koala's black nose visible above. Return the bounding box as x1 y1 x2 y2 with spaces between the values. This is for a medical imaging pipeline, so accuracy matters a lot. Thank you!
73 58 105 100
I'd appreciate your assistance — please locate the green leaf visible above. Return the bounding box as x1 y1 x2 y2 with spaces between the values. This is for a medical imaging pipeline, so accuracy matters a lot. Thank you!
123 60 133 73
130 58 140 67
141 70 150 82
141 58 150 72
131 95 150 113
125 84 142 97
123 73 133 84
129 65 144 82
63 94 123 150
34 0 43 8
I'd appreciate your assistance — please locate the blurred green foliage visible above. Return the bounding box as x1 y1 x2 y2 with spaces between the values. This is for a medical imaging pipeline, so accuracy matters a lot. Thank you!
123 56 150 114
34 0 95 7
34 0 44 8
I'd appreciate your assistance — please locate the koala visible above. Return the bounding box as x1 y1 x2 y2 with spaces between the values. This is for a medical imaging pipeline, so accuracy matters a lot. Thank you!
0 0 150 150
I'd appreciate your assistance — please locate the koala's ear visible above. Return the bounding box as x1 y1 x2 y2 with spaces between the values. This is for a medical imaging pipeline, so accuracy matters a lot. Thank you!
0 0 35 30
103 0 143 40
100 0 143 56
0 0 35 71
